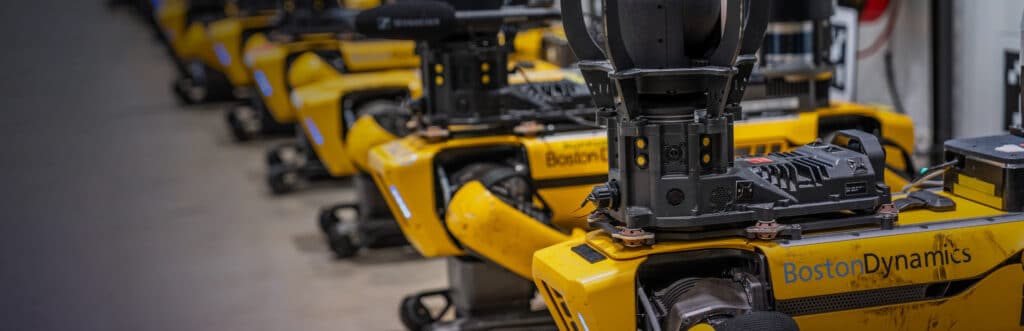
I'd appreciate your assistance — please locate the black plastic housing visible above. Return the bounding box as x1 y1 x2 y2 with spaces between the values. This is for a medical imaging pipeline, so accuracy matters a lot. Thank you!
943 134 1024 212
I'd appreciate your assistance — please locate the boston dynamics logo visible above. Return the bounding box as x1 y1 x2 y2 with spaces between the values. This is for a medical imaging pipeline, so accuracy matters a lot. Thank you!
782 244 973 284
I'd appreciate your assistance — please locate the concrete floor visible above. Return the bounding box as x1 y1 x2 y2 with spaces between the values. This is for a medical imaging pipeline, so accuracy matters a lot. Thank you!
0 2 445 330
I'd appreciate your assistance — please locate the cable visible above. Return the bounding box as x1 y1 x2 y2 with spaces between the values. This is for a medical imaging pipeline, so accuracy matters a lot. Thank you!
857 0 900 60
884 49 907 114
915 159 957 179
900 168 946 193
900 159 958 193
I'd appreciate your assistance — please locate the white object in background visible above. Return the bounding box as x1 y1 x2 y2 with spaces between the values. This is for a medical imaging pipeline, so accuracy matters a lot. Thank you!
830 6 859 102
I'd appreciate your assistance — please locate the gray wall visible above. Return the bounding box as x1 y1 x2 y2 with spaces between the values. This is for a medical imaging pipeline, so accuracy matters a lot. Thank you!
853 0 934 157
952 0 1024 137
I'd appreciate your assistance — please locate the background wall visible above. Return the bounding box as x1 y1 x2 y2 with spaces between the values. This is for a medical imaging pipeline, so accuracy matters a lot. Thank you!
952 0 1024 137
851 0 1024 161
851 0 934 160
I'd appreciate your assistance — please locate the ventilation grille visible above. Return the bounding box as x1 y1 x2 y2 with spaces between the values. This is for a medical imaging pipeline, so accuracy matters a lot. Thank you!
750 152 833 191
514 81 591 105
736 142 788 157
710 187 734 207
776 284 929 316
540 281 581 331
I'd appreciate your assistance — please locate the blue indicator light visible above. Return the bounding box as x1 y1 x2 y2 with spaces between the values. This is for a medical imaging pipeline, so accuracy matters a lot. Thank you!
389 185 413 219
214 43 231 67
303 117 324 146
254 70 272 97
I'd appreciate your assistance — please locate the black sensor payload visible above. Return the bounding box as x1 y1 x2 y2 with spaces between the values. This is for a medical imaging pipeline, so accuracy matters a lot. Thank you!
562 0 893 244
353 0 593 134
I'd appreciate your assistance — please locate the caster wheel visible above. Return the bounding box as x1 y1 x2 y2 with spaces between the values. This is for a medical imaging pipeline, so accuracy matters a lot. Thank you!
267 143 305 168
399 295 435 331
326 232 358 259
175 61 233 105
172 78 202 105
267 165 301 194
318 205 360 259
226 103 260 142
317 207 339 234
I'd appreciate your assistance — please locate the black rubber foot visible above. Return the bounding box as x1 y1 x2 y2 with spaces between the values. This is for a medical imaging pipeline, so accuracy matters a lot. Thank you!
399 290 452 331
267 165 300 195
226 103 257 142
172 79 199 105
318 205 359 259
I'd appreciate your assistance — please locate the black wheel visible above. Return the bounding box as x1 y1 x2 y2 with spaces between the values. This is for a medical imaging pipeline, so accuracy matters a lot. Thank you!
266 143 304 168
326 232 358 259
226 103 259 142
250 95 294 135
174 61 234 105
317 204 360 259
714 311 799 331
172 78 200 105
267 165 300 194
399 295 435 331
317 206 342 234
266 147 284 167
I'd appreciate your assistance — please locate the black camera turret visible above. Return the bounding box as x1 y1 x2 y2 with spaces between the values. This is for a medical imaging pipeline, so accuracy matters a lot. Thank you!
272 0 357 36
354 0 593 136
233 0 280 15
563 0 893 245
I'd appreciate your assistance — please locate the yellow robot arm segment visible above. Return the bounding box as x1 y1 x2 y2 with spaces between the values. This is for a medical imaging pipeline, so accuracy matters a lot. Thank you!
446 181 569 279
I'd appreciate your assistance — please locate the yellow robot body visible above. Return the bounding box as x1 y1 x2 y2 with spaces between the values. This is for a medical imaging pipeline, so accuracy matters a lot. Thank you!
257 40 418 123
245 38 339 124
156 0 227 70
290 68 421 178
291 58 561 179
171 16 221 70
276 26 573 183
206 14 275 86
245 38 416 124
432 102 915 281
368 128 608 258
155 0 195 59
533 192 1024 331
